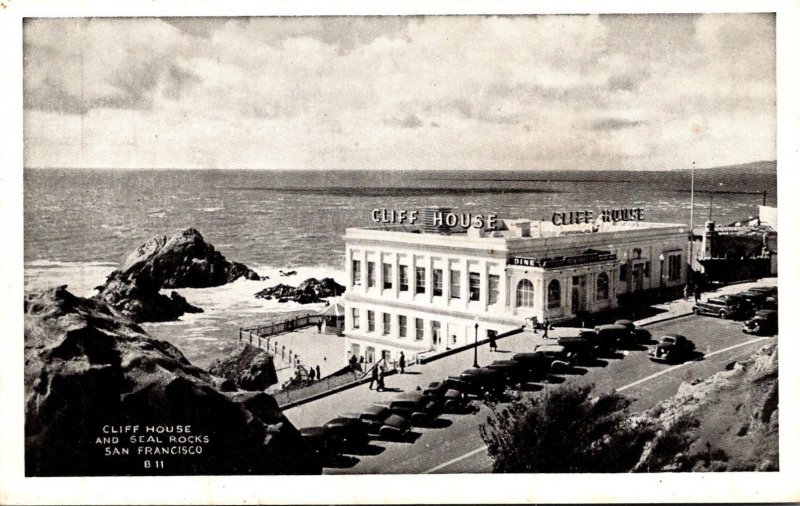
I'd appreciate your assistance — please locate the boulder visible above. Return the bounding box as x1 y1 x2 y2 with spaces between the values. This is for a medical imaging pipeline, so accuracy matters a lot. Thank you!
208 343 278 391
25 286 320 476
95 228 260 322
254 277 345 305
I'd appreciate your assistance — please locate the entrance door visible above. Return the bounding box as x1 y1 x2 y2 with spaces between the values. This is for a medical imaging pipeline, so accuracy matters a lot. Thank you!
632 263 644 292
365 346 375 364
571 275 586 314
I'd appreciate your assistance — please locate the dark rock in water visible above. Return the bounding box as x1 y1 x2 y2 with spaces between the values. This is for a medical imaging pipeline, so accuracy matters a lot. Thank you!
254 277 345 305
95 228 260 322
208 343 278 391
280 270 298 277
24 286 320 476
298 277 345 298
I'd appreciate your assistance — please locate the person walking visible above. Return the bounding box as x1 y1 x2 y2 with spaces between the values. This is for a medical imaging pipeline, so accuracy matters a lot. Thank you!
694 285 701 302
316 365 321 381
683 284 690 301
376 366 386 392
316 321 322 333
543 318 550 339
308 366 316 383
399 352 406 374
369 364 378 390
488 331 497 352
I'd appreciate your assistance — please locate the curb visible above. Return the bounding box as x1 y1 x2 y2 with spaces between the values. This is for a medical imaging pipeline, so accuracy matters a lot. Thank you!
280 369 398 410
417 326 525 365
637 311 694 327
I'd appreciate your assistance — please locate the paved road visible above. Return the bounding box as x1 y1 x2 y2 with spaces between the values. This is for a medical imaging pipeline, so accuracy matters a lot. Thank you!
324 314 775 474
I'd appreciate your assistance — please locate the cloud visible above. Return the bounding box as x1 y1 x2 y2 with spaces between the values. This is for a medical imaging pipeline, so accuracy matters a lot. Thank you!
23 14 776 171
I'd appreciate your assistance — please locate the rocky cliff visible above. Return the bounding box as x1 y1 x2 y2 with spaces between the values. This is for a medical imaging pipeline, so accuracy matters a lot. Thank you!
96 228 260 322
634 342 778 472
25 286 319 476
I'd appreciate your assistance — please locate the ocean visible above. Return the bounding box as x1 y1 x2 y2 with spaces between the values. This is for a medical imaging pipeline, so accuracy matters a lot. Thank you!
23 167 777 368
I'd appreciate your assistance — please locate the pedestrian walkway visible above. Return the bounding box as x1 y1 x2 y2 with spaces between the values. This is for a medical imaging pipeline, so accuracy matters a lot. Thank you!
283 277 776 429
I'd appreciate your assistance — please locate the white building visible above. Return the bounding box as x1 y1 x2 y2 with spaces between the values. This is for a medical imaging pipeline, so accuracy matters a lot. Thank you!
342 214 688 364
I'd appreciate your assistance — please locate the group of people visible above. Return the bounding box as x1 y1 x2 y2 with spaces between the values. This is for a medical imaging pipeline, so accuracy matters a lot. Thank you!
304 364 323 383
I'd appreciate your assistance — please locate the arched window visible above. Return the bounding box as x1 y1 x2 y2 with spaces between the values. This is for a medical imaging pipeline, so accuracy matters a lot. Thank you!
597 272 609 300
516 279 534 308
547 280 561 308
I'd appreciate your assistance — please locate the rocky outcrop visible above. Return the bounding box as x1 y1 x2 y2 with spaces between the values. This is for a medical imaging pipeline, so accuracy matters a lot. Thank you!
633 343 778 472
255 277 345 304
207 343 278 391
95 228 260 322
25 286 320 476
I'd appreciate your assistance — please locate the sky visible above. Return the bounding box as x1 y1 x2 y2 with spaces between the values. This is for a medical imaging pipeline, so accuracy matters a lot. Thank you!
22 14 776 171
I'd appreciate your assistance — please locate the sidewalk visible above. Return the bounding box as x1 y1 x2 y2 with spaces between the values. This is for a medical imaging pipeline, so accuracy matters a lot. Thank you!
283 277 776 429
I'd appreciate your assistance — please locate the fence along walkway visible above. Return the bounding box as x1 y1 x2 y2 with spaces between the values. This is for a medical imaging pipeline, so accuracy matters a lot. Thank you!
238 313 326 348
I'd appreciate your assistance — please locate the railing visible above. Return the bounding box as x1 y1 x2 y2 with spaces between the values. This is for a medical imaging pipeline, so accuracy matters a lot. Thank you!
239 313 334 346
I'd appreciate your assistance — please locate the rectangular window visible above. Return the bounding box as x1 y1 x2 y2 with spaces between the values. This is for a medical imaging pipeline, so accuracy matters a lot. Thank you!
415 318 424 340
450 270 461 299
433 269 443 296
644 261 651 278
367 310 375 332
469 272 481 301
399 265 409 292
367 262 376 288
383 263 392 289
415 267 426 294
620 264 628 281
398 315 407 338
488 274 500 305
382 313 391 335
351 308 360 329
431 321 441 345
668 254 682 281
352 260 361 286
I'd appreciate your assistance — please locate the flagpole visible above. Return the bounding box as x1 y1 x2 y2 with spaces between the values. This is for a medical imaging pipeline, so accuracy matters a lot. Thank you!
689 161 695 283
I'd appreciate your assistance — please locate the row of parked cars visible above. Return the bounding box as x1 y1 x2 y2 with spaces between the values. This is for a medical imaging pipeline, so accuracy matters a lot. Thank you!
300 319 664 463
692 285 778 336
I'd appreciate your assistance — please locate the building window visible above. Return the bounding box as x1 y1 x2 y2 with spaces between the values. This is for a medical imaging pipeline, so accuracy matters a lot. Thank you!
352 260 361 286
597 272 609 300
620 264 628 281
488 274 500 305
469 272 481 301
398 315 407 338
547 279 561 308
516 279 534 307
399 265 409 291
450 270 461 299
668 254 682 281
431 321 441 345
644 261 651 278
415 267 426 294
383 263 392 289
367 310 375 332
433 269 443 296
367 262 376 288
415 318 424 340
382 313 391 335
352 308 360 329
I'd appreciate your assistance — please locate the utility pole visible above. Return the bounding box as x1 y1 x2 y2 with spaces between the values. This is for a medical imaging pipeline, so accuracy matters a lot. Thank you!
708 193 713 221
688 161 695 285
763 190 767 206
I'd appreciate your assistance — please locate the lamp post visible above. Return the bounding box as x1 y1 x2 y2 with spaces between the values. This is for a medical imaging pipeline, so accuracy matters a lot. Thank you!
659 253 665 300
473 323 479 368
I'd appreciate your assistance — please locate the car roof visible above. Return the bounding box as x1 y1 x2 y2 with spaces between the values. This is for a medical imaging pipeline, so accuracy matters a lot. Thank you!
396 391 424 402
487 360 517 367
754 309 777 317
461 367 497 376
324 416 360 427
383 414 409 427
299 426 326 436
614 319 634 325
361 404 389 417
661 333 686 340
536 344 566 352
596 323 627 331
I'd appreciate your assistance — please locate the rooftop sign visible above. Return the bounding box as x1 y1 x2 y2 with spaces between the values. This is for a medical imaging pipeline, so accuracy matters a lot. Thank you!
552 207 645 226
509 252 618 269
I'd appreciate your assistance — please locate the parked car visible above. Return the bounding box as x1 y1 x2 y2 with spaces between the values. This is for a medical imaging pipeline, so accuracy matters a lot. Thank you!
742 309 778 335
376 391 440 426
358 404 411 440
596 323 637 347
693 297 744 319
649 334 696 363
424 381 471 412
486 359 528 385
458 367 507 397
323 414 369 451
577 329 616 352
511 352 551 378
746 286 777 297
533 344 573 372
737 290 769 310
718 294 756 317
557 335 598 363
299 426 335 461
